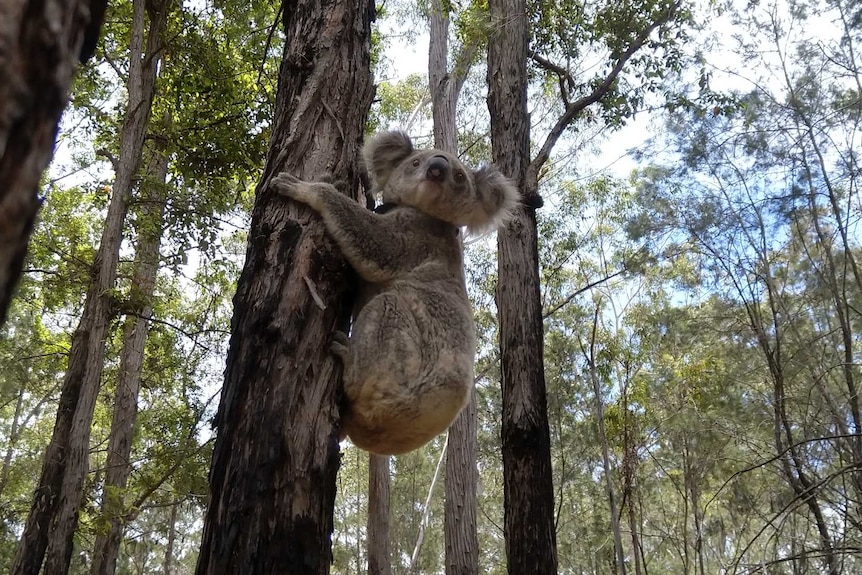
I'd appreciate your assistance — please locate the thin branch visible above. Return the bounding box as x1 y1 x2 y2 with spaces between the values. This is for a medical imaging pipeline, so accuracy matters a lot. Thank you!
408 437 448 574
729 462 861 575
452 38 481 97
543 269 626 319
532 52 574 105
257 2 284 85
703 433 862 515
528 3 680 185
97 148 119 171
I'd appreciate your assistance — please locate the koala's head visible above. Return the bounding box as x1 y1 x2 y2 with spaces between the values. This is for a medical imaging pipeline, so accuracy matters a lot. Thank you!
363 131 519 233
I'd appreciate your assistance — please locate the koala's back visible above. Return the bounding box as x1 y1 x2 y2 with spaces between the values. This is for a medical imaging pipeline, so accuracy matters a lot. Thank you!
341 208 476 454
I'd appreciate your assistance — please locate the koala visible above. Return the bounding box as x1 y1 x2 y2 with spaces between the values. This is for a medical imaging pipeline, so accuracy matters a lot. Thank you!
270 131 519 455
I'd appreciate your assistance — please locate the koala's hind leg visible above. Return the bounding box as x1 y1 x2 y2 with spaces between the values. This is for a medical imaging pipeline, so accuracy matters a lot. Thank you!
331 330 350 360
330 330 353 441
336 293 424 442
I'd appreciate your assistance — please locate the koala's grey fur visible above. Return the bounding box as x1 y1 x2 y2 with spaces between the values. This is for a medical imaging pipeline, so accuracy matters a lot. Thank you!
271 130 519 455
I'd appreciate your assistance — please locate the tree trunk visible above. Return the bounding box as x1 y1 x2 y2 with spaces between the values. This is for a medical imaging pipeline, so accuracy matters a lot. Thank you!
367 455 392 575
487 0 558 573
429 0 456 152
11 1 167 573
444 388 478 575
409 441 447 575
91 133 170 575
428 4 480 574
0 0 107 324
588 307 626 575
193 0 374 572
163 502 178 575
621 384 644 575
0 385 26 499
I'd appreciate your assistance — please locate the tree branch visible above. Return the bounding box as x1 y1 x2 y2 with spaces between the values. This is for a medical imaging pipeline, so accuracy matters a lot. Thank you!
531 52 575 105
452 38 481 97
527 3 680 187
542 268 626 319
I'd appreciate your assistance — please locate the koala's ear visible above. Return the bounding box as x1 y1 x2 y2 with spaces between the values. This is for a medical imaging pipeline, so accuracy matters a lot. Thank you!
465 165 520 233
363 131 414 190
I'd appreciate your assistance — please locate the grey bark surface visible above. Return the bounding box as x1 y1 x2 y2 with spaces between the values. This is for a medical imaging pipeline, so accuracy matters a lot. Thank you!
163 502 178 575
427 5 479 573
10 1 168 572
588 309 627 575
193 0 375 573
444 387 478 575
367 454 392 575
487 0 559 573
0 0 107 324
90 135 170 575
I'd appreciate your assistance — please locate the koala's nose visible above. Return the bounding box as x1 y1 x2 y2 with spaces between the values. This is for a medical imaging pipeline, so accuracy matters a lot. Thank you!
426 155 449 182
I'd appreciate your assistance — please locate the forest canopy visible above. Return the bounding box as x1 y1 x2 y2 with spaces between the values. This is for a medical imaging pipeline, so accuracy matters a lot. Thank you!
0 0 859 573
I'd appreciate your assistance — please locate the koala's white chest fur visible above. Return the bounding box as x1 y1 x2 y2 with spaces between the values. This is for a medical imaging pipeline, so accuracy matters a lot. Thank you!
271 130 518 455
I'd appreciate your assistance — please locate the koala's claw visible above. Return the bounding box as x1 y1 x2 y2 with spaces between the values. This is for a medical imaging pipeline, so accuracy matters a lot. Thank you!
271 171 325 208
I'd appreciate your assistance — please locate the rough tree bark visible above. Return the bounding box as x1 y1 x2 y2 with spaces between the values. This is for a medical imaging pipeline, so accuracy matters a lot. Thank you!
10 1 168 573
163 502 179 575
486 0 683 572
91 132 171 575
367 454 392 575
193 0 375 572
443 388 478 575
0 0 107 324
427 4 480 573
486 0 558 573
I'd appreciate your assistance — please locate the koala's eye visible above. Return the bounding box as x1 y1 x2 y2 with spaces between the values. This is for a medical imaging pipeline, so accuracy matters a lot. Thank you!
412 158 421 167
455 171 466 183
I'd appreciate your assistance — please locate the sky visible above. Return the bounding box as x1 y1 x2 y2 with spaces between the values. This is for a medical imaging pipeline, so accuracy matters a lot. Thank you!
376 10 653 184
374 0 833 185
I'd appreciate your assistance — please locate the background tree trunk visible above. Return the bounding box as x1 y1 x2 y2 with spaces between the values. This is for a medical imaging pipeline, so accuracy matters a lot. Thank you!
163 502 178 575
487 0 558 573
91 132 171 575
443 389 478 575
11 1 168 573
193 0 375 572
588 305 627 575
367 454 392 575
0 0 107 325
409 443 447 575
427 5 480 573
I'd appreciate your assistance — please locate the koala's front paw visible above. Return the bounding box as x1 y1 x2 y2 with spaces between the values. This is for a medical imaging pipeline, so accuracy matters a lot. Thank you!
271 172 316 206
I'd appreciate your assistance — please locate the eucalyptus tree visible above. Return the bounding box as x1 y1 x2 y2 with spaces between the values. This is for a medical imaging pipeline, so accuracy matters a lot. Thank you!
89 1 274 569
194 0 375 571
485 0 709 571
11 1 171 572
627 0 862 571
1 0 274 570
427 1 485 572
0 0 107 324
